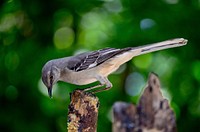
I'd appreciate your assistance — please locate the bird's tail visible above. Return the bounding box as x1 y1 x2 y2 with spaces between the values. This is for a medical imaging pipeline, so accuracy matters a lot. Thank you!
105 38 187 74
133 38 187 56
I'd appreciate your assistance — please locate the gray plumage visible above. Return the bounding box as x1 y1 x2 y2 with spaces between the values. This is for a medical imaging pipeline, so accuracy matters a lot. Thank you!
41 38 187 97
67 48 132 72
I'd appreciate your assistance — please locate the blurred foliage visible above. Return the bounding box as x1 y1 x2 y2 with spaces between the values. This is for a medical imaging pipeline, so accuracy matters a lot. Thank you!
0 0 200 132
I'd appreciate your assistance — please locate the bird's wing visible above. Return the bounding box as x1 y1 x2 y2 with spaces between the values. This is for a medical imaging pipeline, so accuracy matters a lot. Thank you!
67 47 132 72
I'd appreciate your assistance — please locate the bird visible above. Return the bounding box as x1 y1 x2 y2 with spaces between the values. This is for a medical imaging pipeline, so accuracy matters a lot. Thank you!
42 38 187 98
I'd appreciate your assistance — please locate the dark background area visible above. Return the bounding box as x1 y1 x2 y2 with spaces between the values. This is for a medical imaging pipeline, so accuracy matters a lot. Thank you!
0 0 200 131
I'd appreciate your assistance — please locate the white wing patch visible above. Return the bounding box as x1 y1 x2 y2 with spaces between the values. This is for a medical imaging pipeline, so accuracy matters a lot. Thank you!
68 47 133 72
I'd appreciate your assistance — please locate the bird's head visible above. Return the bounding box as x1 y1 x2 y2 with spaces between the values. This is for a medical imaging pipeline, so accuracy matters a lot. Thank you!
42 61 60 98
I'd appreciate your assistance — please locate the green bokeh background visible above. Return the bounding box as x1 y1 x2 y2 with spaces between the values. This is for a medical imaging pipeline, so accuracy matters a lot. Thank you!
0 0 200 131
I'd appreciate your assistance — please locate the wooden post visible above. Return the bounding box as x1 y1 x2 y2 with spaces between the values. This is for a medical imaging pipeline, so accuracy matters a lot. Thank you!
113 102 138 132
113 73 177 132
67 90 99 132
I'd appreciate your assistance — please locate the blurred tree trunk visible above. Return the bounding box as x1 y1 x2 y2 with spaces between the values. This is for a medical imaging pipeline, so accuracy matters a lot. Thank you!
113 73 177 132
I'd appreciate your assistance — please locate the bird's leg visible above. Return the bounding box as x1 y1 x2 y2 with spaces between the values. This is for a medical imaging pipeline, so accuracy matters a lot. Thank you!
83 84 104 92
92 76 113 93
83 76 113 93
92 85 112 93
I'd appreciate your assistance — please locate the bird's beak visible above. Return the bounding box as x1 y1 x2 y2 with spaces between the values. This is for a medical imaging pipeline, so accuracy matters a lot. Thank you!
48 86 53 98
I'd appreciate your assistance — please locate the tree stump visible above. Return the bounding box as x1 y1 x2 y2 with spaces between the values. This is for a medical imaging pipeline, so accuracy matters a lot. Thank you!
68 90 99 132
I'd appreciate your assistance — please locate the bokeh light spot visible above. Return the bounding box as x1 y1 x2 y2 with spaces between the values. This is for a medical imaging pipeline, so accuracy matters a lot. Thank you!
81 12 103 29
104 0 123 13
79 10 114 48
5 85 18 100
133 53 152 69
84 30 108 47
0 13 16 32
140 18 156 30
53 27 74 50
125 72 145 96
164 0 179 4
5 51 20 71
150 53 177 76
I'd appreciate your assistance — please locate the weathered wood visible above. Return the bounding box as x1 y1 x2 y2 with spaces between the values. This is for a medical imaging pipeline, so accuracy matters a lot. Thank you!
113 73 177 132
68 90 99 132
113 102 138 132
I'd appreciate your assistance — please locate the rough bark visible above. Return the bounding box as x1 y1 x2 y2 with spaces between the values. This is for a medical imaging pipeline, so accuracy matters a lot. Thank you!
68 90 99 132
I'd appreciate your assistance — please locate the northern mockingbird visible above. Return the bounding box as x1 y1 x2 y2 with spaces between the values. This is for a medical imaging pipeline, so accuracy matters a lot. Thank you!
42 38 187 97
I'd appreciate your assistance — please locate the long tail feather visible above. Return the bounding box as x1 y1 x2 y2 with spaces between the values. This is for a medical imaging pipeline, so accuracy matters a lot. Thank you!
134 38 187 56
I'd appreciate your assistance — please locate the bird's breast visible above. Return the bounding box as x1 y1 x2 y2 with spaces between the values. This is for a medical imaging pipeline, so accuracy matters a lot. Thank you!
60 69 97 85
